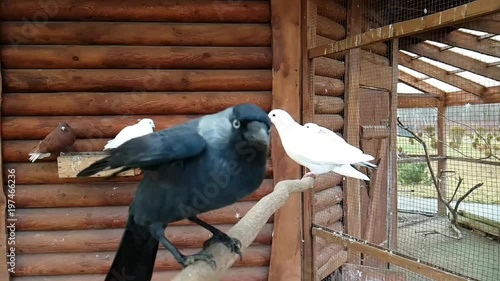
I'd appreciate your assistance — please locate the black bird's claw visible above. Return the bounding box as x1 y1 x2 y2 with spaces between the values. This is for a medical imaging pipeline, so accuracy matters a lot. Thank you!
181 252 216 269
203 234 243 260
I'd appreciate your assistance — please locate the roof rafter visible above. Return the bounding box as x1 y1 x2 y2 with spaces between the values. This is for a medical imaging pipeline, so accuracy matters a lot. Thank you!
457 13 500 35
398 71 446 96
404 42 500 81
399 51 488 97
446 86 500 106
417 29 499 57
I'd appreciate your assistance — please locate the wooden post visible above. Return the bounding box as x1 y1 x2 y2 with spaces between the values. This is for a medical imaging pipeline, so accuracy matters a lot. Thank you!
301 0 317 280
343 0 362 265
268 0 303 279
0 61 11 280
437 101 447 216
387 39 399 250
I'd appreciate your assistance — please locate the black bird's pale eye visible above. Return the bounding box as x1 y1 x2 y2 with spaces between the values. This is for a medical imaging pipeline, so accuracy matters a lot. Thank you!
232 120 241 129
61 126 66 131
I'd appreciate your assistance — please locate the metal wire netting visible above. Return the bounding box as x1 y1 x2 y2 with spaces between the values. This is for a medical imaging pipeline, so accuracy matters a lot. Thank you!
307 0 499 280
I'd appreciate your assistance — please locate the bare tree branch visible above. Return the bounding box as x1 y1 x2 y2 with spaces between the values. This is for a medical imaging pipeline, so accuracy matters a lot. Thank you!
172 176 315 281
397 118 484 240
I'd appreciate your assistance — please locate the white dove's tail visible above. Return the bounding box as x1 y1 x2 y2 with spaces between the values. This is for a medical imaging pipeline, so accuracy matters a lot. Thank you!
103 140 119 151
359 161 377 169
332 164 370 181
28 152 51 163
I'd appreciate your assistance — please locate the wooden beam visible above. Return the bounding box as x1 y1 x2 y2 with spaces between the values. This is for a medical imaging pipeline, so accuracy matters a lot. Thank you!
309 0 500 58
418 29 499 58
301 0 316 280
458 12 500 35
315 0 346 24
0 22 272 47
397 94 440 108
399 52 488 97
398 71 446 96
343 0 362 265
3 69 272 93
312 227 472 281
0 45 272 69
0 60 11 280
445 86 500 106
0 0 270 23
404 42 500 81
387 39 399 251
437 101 447 216
268 0 303 280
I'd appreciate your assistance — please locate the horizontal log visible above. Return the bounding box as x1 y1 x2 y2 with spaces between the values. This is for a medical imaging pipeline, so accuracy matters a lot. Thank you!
315 222 344 250
11 267 269 281
314 96 344 114
312 114 344 132
16 224 273 254
313 173 343 193
361 50 390 66
0 46 272 69
3 69 272 93
314 204 343 226
2 91 272 116
15 203 274 231
0 0 270 23
3 161 273 185
315 35 387 58
0 22 272 46
445 88 500 106
4 138 272 163
2 115 195 140
314 186 343 212
316 0 347 23
317 250 347 280
316 15 346 41
14 179 273 208
13 245 271 276
314 57 345 79
314 76 345 96
316 243 345 269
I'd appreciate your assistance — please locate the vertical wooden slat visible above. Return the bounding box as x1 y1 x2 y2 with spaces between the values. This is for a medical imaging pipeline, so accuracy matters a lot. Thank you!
387 39 399 250
343 0 362 264
301 0 317 280
0 61 11 280
268 0 303 279
437 101 447 215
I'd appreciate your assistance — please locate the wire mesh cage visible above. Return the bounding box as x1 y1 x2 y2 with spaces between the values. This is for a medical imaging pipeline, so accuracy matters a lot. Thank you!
305 0 499 280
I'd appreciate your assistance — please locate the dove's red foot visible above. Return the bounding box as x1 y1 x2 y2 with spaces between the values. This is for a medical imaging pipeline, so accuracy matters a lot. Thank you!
304 172 317 179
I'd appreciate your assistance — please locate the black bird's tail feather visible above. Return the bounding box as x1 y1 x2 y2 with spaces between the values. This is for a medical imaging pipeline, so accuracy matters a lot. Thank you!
105 215 159 281
76 157 111 177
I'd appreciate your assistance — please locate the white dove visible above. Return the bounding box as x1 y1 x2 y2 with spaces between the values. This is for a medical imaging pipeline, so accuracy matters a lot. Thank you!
268 109 376 181
103 118 156 151
303 122 377 170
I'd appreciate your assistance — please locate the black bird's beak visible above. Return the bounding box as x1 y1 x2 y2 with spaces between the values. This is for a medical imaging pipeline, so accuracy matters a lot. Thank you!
244 121 270 145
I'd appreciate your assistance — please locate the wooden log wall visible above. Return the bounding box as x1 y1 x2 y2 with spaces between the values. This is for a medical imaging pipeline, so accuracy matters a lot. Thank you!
0 1 274 280
309 0 391 279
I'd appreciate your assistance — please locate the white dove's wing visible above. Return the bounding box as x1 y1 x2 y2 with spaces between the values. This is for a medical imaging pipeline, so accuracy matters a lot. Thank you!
299 129 374 166
104 123 144 150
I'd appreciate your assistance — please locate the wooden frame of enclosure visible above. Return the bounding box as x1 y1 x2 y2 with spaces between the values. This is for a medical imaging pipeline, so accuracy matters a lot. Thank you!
301 0 499 280
0 0 498 281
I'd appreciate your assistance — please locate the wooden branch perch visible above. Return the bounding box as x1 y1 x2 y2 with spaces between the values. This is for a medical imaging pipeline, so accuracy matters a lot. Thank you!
172 176 315 281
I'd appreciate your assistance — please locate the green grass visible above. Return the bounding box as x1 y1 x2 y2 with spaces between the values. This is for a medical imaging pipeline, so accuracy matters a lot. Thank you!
397 134 500 205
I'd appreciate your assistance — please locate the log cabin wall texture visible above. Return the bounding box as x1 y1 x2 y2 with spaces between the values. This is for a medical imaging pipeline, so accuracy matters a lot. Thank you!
0 0 274 280
310 0 390 278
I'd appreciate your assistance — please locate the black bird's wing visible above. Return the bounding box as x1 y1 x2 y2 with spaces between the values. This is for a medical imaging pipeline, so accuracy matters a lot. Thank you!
77 125 207 177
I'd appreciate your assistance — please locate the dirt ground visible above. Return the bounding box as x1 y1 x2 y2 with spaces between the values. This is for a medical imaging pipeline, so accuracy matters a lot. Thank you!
395 213 500 281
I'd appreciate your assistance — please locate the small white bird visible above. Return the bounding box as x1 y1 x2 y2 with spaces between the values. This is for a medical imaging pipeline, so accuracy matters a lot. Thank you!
303 122 377 170
268 109 376 181
103 118 156 151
